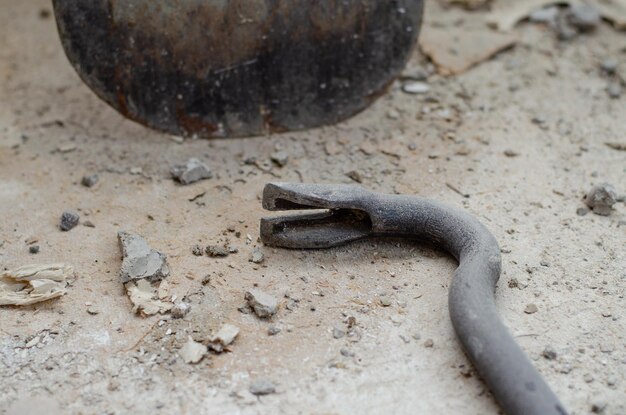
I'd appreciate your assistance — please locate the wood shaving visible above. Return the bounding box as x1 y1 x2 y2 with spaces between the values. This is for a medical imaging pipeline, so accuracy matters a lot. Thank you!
0 264 73 306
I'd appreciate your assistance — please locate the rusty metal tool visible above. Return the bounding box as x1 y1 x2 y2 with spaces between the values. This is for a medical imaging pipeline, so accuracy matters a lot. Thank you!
52 1 424 138
259 182 569 415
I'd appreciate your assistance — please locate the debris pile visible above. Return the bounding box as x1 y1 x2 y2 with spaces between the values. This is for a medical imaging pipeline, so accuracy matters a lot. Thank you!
118 231 172 316
0 264 73 306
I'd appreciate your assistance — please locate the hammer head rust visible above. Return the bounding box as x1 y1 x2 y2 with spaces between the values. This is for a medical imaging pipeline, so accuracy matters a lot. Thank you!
52 0 424 138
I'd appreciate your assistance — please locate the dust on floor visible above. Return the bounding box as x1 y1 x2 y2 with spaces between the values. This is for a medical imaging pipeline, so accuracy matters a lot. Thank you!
0 1 624 414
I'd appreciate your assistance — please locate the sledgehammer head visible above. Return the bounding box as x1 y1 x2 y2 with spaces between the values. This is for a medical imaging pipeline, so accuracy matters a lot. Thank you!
52 0 424 138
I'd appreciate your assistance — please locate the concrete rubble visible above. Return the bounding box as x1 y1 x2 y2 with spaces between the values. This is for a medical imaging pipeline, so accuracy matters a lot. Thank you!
118 231 170 283
208 323 240 353
179 337 207 364
171 158 213 185
118 231 172 316
245 289 278 318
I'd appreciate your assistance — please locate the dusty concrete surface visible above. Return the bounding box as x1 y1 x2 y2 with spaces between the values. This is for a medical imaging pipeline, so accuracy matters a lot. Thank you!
1 1 624 414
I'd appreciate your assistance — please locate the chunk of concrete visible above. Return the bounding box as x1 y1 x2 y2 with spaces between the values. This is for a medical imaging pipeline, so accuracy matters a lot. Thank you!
171 158 212 185
118 231 170 283
179 337 207 364
245 289 278 318
208 323 240 352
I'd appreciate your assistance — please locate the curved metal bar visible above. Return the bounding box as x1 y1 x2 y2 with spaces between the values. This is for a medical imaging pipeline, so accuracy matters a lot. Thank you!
260 182 568 415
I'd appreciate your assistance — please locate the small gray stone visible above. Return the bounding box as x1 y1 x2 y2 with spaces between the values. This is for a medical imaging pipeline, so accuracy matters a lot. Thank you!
245 289 278 318
81 174 99 188
171 302 190 319
379 296 392 307
584 183 618 216
29 245 40 254
332 327 346 339
567 4 600 31
600 58 618 75
60 211 80 231
576 207 590 216
542 346 557 360
118 231 170 283
206 245 229 257
249 379 276 396
346 170 363 183
250 247 264 264
340 348 354 357
524 303 539 314
171 158 212 185
607 82 622 99
270 151 289 167
267 325 281 336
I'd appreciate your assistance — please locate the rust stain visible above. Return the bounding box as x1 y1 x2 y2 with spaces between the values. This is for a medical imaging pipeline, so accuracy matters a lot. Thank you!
175 103 218 136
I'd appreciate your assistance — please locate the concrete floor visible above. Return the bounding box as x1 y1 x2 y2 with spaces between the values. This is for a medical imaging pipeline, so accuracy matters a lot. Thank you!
1 1 624 414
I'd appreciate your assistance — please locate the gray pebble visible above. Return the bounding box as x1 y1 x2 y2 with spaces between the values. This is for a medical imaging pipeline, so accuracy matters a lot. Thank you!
524 303 539 314
576 207 590 216
600 58 618 75
270 151 289 167
29 245 40 254
340 348 354 357
171 158 212 185
567 4 600 31
584 183 618 216
607 82 622 99
81 174 99 188
250 247 265 264
267 325 281 336
60 211 80 231
542 346 557 360
171 302 190 319
332 327 346 339
206 245 229 257
249 379 276 396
